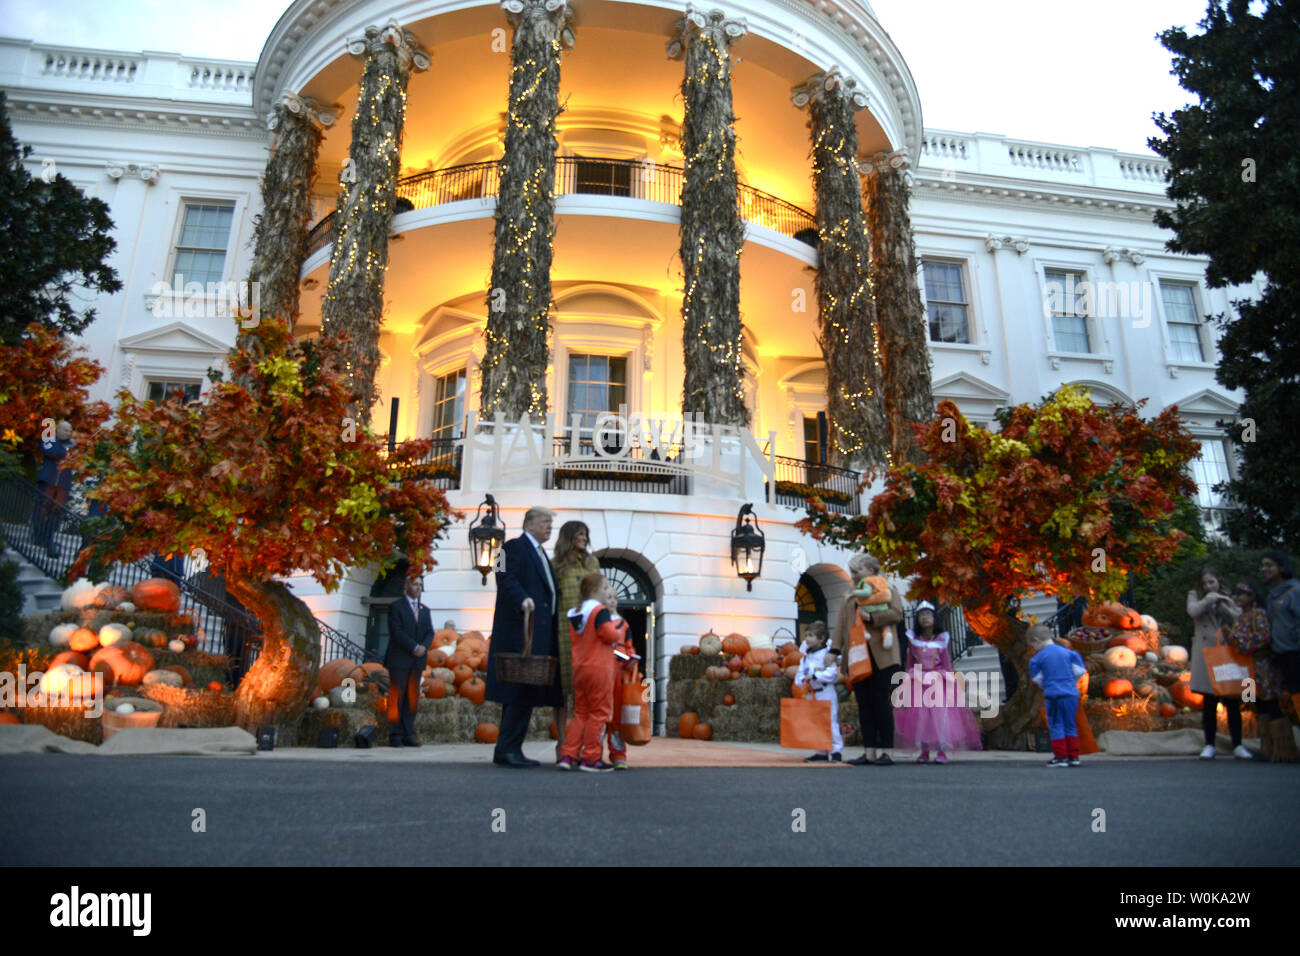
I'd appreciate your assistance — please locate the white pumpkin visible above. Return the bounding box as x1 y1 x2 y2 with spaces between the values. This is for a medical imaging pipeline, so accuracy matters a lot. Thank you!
61 578 101 611
312 696 329 710
699 633 723 656
1103 646 1137 671
49 624 76 648
327 686 355 708
117 602 136 614
114 702 136 715
167 639 186 653
141 669 183 688
747 632 773 651
1144 651 1159 662
99 623 132 646
39 663 83 696
1160 644 1189 665
1140 613 1158 633
430 667 455 685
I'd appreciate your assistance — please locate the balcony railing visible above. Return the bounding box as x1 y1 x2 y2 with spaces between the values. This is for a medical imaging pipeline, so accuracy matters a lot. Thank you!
768 456 862 516
543 437 691 496
305 157 817 257
385 438 462 491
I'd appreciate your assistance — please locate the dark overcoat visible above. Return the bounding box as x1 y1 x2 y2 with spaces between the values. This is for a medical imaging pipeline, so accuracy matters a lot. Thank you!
485 534 562 707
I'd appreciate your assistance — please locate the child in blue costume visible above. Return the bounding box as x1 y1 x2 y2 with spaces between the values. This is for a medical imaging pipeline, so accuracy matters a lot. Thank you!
1028 625 1086 767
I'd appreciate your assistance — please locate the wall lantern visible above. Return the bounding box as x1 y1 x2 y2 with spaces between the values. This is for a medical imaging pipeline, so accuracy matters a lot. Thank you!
730 503 765 591
469 493 505 585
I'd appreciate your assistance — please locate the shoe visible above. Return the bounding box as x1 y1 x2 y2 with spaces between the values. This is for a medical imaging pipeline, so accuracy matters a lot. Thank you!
1199 744 1217 760
1233 745 1254 760
803 753 828 763
390 736 404 748
556 756 577 771
848 754 873 766
916 752 930 763
1046 758 1069 767
493 753 538 768
579 760 614 772
1068 758 1081 767
935 752 948 765
613 760 630 770
874 753 893 766
402 738 421 747
830 752 842 763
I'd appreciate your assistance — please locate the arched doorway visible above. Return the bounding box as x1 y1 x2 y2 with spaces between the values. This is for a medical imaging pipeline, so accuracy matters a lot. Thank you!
796 571 827 640
599 556 655 667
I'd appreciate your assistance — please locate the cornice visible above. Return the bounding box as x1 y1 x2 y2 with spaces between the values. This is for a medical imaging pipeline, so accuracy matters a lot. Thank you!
5 91 265 139
911 172 1171 219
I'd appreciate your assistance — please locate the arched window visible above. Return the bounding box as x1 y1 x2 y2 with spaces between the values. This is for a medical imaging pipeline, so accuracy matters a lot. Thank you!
796 572 827 632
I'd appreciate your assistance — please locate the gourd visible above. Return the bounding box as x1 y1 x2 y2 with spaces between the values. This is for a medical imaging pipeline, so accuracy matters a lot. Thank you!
475 723 500 743
1160 645 1189 665
68 628 100 653
162 665 193 686
424 678 447 699
692 723 713 740
138 629 169 649
721 634 750 656
431 667 456 685
725 655 744 672
1134 681 1158 699
167 639 186 654
783 665 799 681
49 624 76 648
1103 646 1137 671
698 631 722 657
89 642 156 687
94 586 130 609
723 694 735 706
705 665 730 681
678 712 699 739
1103 678 1134 698
1159 702 1178 718
130 578 181 613
141 669 183 688
312 696 329 710
206 681 224 692
459 676 486 706
683 646 699 655
99 623 132 647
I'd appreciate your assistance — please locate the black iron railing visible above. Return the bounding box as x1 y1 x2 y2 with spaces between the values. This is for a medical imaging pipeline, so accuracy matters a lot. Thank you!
768 456 862 516
305 157 818 257
544 437 691 495
900 603 981 661
387 438 462 490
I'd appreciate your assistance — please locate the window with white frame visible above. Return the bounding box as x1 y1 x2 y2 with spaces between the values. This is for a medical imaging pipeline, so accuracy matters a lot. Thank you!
146 379 201 403
1045 268 1091 353
1160 281 1206 362
567 353 628 434
170 202 235 286
430 368 466 445
1191 438 1231 511
921 259 970 344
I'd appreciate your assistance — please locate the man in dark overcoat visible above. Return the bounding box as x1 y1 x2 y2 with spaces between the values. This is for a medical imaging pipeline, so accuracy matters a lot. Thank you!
485 506 563 767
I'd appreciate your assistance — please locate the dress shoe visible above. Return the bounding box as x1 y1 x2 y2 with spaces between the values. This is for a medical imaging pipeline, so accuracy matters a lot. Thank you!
402 738 421 747
848 754 873 766
873 753 894 765
493 752 538 768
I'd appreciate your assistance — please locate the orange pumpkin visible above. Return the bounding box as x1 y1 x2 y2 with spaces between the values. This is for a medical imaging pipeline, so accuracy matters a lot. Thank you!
448 651 471 669
685 646 700 655
131 578 181 613
431 628 459 648
427 648 451 668
475 722 500 743
783 650 803 668
206 681 224 692
678 712 699 739
726 655 744 672
68 628 99 653
459 676 486 706
784 664 799 681
457 634 488 655
1171 682 1204 711
318 658 356 693
163 664 193 686
723 694 736 706
424 678 447 699
165 612 195 632
1103 678 1134 698
466 653 485 672
0 712 20 725
1159 702 1178 718
692 723 713 740
760 662 781 678
721 634 750 656
742 648 779 669
138 629 169 649
89 641 155 687
93 585 130 608
729 670 741 680
777 642 797 658
451 663 474 687
1082 602 1142 631
747 664 763 678
50 651 89 670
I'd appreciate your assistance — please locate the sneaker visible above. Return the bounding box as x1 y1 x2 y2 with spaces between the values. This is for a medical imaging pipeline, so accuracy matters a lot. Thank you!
874 753 894 766
1046 758 1069 767
613 760 629 770
1199 744 1217 760
829 752 842 763
556 756 577 771
1232 745 1254 760
848 753 873 766
579 760 614 773
1068 758 1081 767
803 752 829 763
935 752 948 765
915 752 930 763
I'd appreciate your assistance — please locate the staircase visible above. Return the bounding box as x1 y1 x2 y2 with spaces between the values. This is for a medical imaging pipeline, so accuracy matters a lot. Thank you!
9 548 64 617
953 643 1006 704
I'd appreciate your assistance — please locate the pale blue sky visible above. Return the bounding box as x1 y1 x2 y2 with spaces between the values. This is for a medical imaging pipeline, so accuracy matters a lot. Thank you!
0 0 1215 155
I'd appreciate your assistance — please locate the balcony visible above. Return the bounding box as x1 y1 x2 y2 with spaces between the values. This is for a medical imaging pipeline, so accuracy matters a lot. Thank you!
305 157 817 258
768 456 862 516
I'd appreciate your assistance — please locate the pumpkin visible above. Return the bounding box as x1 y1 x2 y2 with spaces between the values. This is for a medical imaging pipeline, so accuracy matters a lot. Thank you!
1104 678 1134 698
1159 702 1178 718
431 666 456 685
726 655 744 672
783 650 803 667
1171 682 1204 711
723 694 736 706
1082 602 1142 630
459 676 486 706
451 663 474 687
167 639 186 654
684 645 700 655
466 653 485 672
130 578 181 613
138 629 168 649
1134 681 1158 698
165 612 195 631
163 664 193 686
99 623 132 647
427 648 451 668
142 669 183 688
448 651 471 669
742 648 779 669
777 641 797 657
50 651 89 670
1160 645 1189 665
1103 646 1137 671
729 670 741 680
0 713 19 725
317 659 355 692
48 624 76 647
39 664 84 696
312 696 329 710
747 664 763 678
68 628 99 653
61 578 101 610
432 628 459 649
424 678 447 699
783 664 799 680
705 665 729 681
66 672 100 699
206 681 223 692
94 585 130 608
457 634 487 655
89 642 155 687
678 712 699 739
475 723 500 743
760 662 781 678
721 633 750 656
698 631 722 656
747 631 773 650
692 723 713 740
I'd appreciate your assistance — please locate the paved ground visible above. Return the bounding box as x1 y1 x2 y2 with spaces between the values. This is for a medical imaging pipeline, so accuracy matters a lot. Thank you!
3 744 1297 866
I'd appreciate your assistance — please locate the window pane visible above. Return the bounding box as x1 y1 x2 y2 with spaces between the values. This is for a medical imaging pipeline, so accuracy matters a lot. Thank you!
1169 323 1205 362
1053 314 1091 353
1193 440 1230 508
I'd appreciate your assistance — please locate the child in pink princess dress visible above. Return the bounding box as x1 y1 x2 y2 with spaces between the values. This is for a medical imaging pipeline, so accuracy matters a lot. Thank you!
893 601 983 763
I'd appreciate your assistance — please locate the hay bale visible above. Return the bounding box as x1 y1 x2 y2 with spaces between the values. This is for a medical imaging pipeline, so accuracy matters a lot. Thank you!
669 653 722 681
141 684 236 727
18 703 103 743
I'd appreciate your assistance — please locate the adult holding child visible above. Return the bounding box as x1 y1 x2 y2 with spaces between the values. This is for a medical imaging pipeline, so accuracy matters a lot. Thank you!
552 520 601 748
485 506 564 768
832 552 904 765
1187 566 1243 760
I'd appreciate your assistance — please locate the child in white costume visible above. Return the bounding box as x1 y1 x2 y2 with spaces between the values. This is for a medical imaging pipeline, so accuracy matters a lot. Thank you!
795 621 843 763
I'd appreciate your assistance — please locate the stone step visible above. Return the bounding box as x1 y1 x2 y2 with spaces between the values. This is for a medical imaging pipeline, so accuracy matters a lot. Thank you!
6 549 65 619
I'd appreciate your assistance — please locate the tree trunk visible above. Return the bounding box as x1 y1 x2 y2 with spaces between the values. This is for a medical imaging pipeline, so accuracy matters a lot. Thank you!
227 578 320 731
319 24 428 424
863 157 933 465
976 615 1044 750
674 9 749 427
480 0 573 421
796 72 888 469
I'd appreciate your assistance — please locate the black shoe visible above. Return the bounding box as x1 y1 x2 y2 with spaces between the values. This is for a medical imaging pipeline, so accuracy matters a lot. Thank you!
803 752 829 763
493 752 537 768
848 754 873 766
874 753 894 766
402 738 421 747
390 736 404 748
830 753 842 763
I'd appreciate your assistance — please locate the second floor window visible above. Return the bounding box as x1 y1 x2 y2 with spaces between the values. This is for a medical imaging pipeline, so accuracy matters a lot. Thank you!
574 157 632 197
1161 281 1206 362
922 260 970 344
171 202 235 286
147 380 201 403
430 368 466 445
1192 439 1231 513
568 353 627 435
1045 268 1091 353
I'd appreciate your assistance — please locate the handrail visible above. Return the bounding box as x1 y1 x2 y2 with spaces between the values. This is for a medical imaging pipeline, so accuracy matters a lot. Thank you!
306 156 818 257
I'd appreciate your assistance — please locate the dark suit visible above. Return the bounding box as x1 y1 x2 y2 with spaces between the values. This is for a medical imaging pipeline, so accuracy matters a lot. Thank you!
485 533 563 757
32 438 73 550
386 597 433 744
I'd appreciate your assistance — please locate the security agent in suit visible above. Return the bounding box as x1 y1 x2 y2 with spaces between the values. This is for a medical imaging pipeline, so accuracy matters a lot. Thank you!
386 575 433 746
33 420 74 555
484 506 563 767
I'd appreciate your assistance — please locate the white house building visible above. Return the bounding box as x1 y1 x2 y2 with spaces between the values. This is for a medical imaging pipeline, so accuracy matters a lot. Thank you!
0 0 1255 726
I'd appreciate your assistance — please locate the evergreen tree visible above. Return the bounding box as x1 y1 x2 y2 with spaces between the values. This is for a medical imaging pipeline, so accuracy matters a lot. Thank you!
1149 0 1300 547
0 92 121 346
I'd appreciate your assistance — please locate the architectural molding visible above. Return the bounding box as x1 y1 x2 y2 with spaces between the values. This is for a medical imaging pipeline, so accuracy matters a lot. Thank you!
503 0 576 50
7 94 262 137
666 4 749 58
105 161 159 183
1102 245 1146 266
915 173 1171 218
984 234 1029 255
267 91 340 132
346 19 431 71
791 67 870 110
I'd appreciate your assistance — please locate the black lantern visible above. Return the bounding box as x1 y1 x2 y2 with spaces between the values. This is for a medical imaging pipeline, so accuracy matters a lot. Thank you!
730 503 765 591
469 494 506 585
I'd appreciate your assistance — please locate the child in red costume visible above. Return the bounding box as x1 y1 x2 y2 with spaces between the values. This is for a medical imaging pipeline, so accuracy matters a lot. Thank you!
559 572 629 772
605 593 638 770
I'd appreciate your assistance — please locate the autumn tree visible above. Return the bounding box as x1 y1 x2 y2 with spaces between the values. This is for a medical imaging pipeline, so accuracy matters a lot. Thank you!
70 317 460 729
797 386 1198 748
1149 0 1300 546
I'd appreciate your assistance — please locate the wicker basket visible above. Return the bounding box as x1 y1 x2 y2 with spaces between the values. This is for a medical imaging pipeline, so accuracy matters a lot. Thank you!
102 698 164 740
494 608 558 687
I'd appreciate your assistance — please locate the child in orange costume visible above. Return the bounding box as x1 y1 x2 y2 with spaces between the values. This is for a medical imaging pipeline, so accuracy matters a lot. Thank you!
559 572 629 772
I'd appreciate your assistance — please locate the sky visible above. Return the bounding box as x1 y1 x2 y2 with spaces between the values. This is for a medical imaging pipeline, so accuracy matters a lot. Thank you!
0 0 1216 156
